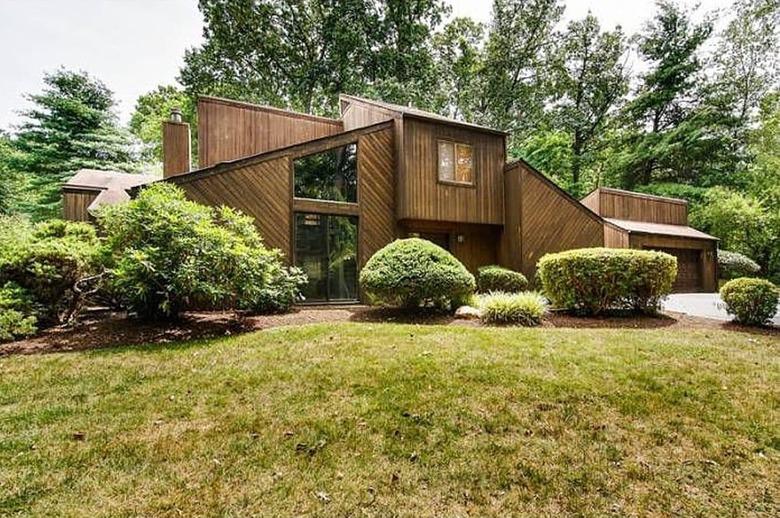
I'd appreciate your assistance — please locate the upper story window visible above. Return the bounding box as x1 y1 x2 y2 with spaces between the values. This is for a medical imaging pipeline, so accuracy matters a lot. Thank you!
294 143 357 203
438 140 474 185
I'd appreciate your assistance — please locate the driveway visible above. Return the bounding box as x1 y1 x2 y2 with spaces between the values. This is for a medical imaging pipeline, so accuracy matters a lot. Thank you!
663 293 780 326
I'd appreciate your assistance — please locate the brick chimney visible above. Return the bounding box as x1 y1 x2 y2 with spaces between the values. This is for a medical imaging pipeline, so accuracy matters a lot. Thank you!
162 107 191 178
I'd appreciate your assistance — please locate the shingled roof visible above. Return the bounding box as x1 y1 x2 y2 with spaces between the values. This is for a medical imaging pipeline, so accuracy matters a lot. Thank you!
63 169 157 213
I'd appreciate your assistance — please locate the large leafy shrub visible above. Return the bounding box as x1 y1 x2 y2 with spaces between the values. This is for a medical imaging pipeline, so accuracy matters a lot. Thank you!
0 215 101 328
359 238 475 310
478 291 547 326
0 282 38 342
537 247 677 315
476 265 528 293
97 183 305 319
718 250 761 280
720 278 778 326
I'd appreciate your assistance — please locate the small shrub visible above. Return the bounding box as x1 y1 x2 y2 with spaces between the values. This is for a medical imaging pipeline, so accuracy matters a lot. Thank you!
537 247 677 315
0 215 101 326
0 282 38 342
360 238 475 310
718 250 760 280
478 291 547 326
720 277 778 326
476 265 528 293
97 183 305 320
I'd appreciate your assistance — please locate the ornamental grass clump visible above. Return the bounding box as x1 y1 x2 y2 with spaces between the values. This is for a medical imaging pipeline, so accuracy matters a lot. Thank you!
478 291 547 326
719 277 778 326
537 247 677 315
476 265 528 293
359 238 475 310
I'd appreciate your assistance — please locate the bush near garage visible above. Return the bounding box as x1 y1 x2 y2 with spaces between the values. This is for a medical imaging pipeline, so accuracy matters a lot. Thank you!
537 247 677 315
359 238 475 311
719 277 778 326
718 250 761 280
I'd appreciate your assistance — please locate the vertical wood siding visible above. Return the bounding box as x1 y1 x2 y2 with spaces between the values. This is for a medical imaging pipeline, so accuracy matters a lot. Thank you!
628 234 718 292
341 103 395 131
604 224 630 248
197 98 343 168
400 118 504 225
595 188 688 225
178 156 292 259
162 121 191 178
62 190 99 222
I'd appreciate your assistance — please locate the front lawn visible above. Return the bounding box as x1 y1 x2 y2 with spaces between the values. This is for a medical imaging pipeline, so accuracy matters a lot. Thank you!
1 324 778 516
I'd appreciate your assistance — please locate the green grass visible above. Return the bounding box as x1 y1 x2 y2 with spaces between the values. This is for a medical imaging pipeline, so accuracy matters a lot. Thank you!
1 324 778 516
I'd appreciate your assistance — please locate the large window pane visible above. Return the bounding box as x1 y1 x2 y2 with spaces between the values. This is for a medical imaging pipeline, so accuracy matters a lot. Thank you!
294 144 357 202
294 212 358 302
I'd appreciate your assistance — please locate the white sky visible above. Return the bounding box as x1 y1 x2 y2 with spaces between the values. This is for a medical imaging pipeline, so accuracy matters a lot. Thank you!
0 0 732 131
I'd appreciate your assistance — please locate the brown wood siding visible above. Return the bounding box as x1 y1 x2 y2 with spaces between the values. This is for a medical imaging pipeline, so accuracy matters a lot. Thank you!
162 121 191 178
580 189 600 213
62 189 99 222
604 223 630 248
499 164 523 272
400 220 500 273
596 189 688 225
357 127 397 267
197 97 343 168
341 103 395 131
628 234 718 292
514 163 604 279
178 156 292 259
399 118 504 225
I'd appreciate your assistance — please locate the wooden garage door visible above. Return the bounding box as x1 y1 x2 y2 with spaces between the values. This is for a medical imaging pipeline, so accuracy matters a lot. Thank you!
652 247 702 292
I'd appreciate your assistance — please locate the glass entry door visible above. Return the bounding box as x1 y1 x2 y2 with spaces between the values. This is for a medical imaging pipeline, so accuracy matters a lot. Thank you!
294 213 358 302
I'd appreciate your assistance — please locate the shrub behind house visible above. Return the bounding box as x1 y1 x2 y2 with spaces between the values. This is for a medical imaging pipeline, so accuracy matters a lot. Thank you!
359 238 475 310
718 250 761 280
97 183 305 319
719 277 778 326
537 248 677 315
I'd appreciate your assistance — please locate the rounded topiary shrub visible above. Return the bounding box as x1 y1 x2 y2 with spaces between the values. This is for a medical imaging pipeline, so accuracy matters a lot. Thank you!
476 265 528 293
720 277 778 326
537 247 677 315
359 238 475 310
478 291 547 326
718 250 760 280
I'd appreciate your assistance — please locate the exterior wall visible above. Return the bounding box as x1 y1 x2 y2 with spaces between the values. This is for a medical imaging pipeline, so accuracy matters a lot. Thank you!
593 188 688 225
162 121 191 177
604 223 630 248
400 220 500 273
628 234 718 292
399 117 505 225
62 189 99 222
501 161 604 280
341 101 395 131
197 97 343 168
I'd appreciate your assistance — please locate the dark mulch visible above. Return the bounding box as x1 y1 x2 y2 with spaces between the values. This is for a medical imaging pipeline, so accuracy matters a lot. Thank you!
1 305 776 357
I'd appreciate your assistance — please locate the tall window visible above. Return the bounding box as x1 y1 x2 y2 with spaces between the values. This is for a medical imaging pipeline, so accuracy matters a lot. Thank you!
438 140 474 184
294 143 357 202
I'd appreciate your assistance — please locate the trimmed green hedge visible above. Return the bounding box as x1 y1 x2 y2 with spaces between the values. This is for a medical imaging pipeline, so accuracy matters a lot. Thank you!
359 238 475 310
537 247 677 315
720 277 778 326
718 250 760 280
478 291 547 326
476 265 528 293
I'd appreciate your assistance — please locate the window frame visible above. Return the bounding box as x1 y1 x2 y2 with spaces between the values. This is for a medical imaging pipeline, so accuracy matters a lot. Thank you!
437 139 475 187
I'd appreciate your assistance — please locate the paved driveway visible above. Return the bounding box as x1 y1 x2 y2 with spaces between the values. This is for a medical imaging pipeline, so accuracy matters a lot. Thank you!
663 293 780 326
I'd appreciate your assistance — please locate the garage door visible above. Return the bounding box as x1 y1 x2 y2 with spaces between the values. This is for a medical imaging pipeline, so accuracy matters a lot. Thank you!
652 248 702 292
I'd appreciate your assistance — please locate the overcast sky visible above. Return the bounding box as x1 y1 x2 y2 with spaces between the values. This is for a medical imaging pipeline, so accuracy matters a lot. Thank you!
0 0 731 130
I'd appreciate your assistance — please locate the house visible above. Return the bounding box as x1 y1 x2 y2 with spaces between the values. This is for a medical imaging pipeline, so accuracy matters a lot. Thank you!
63 94 718 301
62 169 157 221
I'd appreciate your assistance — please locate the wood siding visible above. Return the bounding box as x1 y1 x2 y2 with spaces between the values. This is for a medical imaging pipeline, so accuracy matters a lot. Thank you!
357 127 397 267
503 162 604 279
604 223 630 248
197 97 343 168
399 118 505 225
162 121 191 178
62 189 98 222
587 188 688 225
341 102 395 131
177 156 292 258
628 234 718 292
400 220 500 273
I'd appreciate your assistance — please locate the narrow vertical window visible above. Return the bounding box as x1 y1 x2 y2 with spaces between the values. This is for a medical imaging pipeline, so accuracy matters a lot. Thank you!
438 141 454 182
456 144 473 183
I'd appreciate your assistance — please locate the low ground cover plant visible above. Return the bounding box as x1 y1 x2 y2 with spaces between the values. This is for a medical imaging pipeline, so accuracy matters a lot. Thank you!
478 291 547 326
360 238 475 310
476 265 528 293
97 183 306 320
0 216 101 341
537 247 676 315
719 277 778 326
718 250 761 280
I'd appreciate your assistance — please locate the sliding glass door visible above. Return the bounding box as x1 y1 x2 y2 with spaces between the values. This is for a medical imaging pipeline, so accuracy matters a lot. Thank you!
294 213 358 302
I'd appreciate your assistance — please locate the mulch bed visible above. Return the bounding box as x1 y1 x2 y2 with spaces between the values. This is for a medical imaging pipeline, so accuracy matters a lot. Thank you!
1 305 776 357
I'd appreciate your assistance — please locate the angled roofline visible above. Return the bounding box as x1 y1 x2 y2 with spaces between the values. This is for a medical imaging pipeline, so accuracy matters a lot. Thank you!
339 94 508 137
198 95 343 126
147 120 394 188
